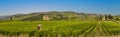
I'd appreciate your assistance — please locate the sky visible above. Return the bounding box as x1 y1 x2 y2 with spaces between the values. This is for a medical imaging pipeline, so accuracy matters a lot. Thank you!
0 0 120 16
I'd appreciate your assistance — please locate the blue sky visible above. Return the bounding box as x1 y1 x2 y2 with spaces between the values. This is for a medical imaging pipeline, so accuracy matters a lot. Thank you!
0 0 120 16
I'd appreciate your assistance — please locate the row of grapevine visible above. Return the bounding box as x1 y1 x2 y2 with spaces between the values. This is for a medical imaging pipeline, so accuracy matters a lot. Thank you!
0 21 120 37
101 21 120 36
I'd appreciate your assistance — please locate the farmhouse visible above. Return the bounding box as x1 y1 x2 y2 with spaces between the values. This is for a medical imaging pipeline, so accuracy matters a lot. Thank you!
102 16 106 20
43 15 50 21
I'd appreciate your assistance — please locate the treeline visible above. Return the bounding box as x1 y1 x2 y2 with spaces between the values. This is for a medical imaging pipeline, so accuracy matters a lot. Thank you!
98 14 119 21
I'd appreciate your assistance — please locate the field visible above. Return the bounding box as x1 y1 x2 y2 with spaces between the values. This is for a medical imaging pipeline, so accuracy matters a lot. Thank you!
0 21 120 37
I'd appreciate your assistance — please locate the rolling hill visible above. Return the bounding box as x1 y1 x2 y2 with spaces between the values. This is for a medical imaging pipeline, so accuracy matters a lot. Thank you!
0 11 120 21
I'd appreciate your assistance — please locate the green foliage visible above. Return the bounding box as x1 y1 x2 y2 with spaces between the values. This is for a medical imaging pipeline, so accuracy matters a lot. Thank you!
5 12 101 21
0 21 120 37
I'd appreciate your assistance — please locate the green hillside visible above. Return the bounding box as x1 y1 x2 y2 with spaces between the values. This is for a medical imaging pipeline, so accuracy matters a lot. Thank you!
6 11 119 21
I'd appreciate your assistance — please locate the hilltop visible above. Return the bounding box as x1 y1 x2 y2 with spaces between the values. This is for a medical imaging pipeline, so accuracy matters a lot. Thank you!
0 11 120 21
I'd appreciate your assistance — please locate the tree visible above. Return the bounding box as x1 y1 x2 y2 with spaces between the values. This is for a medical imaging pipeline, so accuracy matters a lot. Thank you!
115 16 119 21
83 14 87 21
108 14 113 20
99 15 102 20
105 15 108 20
10 16 13 20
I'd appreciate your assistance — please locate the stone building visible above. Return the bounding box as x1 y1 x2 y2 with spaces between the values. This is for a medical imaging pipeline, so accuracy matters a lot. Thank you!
102 16 106 20
43 15 50 21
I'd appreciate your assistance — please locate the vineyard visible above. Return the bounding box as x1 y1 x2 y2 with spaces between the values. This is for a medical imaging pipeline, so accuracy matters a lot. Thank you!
0 21 120 37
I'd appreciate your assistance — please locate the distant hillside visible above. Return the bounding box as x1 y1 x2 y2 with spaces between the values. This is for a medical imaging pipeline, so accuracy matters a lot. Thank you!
1 11 120 21
0 16 9 20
